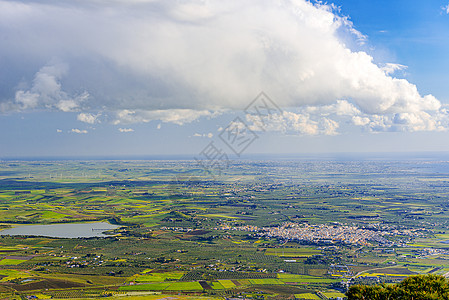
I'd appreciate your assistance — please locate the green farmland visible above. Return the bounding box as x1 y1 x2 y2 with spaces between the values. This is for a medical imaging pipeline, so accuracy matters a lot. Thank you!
1 160 449 299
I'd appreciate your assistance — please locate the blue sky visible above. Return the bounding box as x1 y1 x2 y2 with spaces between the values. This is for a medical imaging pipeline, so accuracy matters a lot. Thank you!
332 0 449 98
1 0 449 158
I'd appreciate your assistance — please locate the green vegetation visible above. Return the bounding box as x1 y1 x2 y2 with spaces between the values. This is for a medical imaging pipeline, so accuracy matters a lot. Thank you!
132 271 185 282
0 259 26 265
266 248 320 257
119 282 171 291
347 274 449 299
295 293 321 299
0 160 449 299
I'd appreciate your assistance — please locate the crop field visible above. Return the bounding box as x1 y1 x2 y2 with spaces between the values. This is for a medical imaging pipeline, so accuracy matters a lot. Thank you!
119 281 204 291
132 271 185 282
0 258 27 265
167 282 204 291
120 283 172 291
209 281 225 289
249 279 283 285
1 160 449 299
295 293 321 299
278 274 340 284
322 291 346 298
217 280 236 288
265 248 320 257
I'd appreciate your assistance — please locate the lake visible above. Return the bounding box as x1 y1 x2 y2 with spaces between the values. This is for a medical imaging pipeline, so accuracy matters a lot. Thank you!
0 222 121 238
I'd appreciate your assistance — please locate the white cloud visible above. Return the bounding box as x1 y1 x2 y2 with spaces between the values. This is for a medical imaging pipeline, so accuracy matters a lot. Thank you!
77 112 99 124
246 110 339 136
305 100 361 116
0 0 444 133
321 118 340 136
15 90 39 109
113 109 212 125
243 99 449 135
118 128 134 133
71 128 88 134
352 116 370 126
442 4 449 14
351 111 448 133
193 132 213 138
381 63 407 75
6 62 88 112
57 100 79 112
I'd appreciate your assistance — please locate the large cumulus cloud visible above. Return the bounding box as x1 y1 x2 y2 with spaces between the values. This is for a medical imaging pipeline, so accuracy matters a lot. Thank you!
0 0 446 132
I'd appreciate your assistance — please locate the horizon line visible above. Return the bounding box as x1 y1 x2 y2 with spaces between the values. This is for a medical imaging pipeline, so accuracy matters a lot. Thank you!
3 151 449 161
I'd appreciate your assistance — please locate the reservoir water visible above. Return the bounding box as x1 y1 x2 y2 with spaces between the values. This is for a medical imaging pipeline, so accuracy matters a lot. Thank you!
0 222 121 238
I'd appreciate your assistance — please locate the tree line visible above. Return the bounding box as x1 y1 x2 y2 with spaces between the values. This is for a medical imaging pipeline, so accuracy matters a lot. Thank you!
347 274 449 300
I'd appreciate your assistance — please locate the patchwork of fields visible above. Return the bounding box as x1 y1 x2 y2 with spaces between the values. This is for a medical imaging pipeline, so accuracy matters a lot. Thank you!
1 160 449 299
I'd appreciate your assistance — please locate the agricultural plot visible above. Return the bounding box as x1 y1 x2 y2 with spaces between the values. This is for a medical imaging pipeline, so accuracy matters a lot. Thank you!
166 282 204 291
322 291 347 298
0 258 27 265
1 160 449 298
209 281 225 289
120 281 203 291
249 278 283 285
132 271 185 282
217 280 236 288
295 293 321 299
278 274 340 284
120 283 171 291
266 248 320 257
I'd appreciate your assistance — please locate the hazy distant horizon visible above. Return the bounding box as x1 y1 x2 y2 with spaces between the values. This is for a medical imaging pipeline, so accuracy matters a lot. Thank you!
4 151 449 161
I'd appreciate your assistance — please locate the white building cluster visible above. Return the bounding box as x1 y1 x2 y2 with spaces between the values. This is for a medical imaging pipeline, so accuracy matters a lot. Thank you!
222 222 426 246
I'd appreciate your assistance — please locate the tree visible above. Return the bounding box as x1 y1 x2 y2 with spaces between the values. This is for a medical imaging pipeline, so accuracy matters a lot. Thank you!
347 274 449 300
